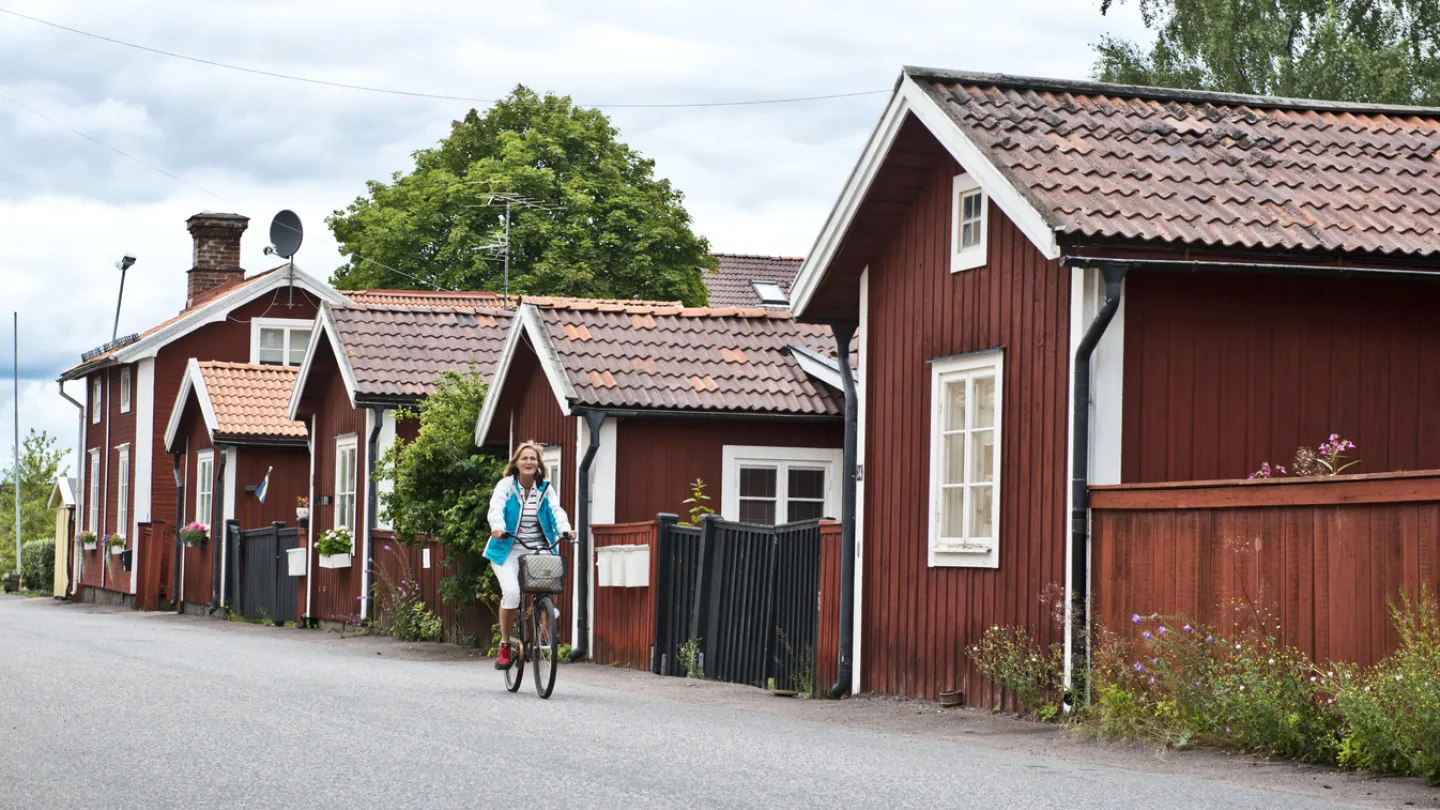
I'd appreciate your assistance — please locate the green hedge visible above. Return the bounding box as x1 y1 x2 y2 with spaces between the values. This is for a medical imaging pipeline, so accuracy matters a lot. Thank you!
21 539 54 591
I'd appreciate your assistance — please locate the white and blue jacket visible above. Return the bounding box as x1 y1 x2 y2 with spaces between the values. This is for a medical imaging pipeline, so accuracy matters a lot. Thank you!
484 475 572 565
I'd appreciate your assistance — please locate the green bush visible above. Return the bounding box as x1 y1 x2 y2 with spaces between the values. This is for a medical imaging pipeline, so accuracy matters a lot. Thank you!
1327 589 1440 784
966 624 1064 716
20 539 54 591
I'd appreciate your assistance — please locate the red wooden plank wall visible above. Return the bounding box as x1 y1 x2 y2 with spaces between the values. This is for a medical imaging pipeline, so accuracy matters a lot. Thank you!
816 520 841 693
1091 473 1440 667
372 535 499 646
308 348 367 623
862 155 1069 705
591 521 659 670
1122 271 1440 483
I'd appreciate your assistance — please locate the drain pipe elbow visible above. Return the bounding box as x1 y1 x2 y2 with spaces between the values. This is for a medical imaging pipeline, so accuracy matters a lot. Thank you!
1069 262 1127 704
829 321 859 699
571 408 606 661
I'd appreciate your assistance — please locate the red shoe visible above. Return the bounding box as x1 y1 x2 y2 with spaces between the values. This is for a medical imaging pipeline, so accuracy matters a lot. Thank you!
495 643 513 670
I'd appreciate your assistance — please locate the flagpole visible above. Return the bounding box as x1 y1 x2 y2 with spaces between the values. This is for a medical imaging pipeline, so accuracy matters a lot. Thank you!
14 312 22 575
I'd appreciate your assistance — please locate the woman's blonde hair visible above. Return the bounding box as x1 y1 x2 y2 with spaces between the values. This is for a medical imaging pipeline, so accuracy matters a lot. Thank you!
504 441 548 480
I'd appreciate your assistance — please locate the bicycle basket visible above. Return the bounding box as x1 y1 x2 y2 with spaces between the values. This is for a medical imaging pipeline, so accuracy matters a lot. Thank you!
519 553 566 593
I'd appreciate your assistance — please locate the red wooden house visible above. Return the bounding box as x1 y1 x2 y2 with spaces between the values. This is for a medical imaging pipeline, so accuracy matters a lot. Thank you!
287 294 512 628
57 212 345 609
163 361 309 613
473 298 848 657
789 67 1440 705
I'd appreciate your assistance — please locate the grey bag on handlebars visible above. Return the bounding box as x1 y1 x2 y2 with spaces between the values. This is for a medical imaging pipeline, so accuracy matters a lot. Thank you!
519 553 566 593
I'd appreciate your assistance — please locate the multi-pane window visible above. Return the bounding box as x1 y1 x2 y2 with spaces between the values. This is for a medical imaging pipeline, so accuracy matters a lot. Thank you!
724 447 841 526
91 379 102 424
196 450 214 527
116 445 130 541
120 368 131 414
253 320 313 367
929 350 1002 567
336 436 358 532
88 449 100 532
951 174 987 272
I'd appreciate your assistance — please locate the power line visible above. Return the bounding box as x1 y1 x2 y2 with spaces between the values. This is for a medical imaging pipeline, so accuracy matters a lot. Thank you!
0 91 455 292
0 8 889 109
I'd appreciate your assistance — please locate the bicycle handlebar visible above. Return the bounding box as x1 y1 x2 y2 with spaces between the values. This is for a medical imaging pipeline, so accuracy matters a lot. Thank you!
498 531 577 552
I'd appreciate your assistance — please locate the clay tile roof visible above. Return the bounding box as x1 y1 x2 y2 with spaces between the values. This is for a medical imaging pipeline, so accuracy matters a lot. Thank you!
705 254 804 308
532 304 842 416
198 362 306 439
910 67 1440 257
330 305 513 399
341 289 509 309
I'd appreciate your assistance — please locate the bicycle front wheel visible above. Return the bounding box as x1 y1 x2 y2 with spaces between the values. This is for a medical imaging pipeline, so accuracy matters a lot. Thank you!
531 595 559 699
504 614 525 693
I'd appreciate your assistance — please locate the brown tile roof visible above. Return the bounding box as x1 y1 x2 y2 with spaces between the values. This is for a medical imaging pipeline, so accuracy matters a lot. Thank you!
705 254 803 307
199 362 306 439
912 67 1440 257
330 304 514 400
529 301 841 415
341 289 509 309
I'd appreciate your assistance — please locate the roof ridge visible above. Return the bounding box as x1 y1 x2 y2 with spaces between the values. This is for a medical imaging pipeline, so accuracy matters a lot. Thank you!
535 301 794 318
905 65 1440 117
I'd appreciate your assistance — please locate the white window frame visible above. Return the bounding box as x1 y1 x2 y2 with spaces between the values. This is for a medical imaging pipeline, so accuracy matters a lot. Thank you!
542 445 562 501
119 367 132 414
91 378 102 424
951 174 988 273
335 434 358 534
250 317 314 367
88 448 101 533
929 349 1003 568
116 444 130 541
721 446 843 525
196 450 214 527
374 411 397 531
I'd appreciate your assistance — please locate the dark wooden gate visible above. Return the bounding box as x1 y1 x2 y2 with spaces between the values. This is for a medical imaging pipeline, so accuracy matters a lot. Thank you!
652 515 823 692
227 520 301 624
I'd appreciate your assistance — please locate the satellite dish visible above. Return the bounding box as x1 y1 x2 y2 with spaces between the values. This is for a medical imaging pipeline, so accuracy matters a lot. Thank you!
269 210 304 259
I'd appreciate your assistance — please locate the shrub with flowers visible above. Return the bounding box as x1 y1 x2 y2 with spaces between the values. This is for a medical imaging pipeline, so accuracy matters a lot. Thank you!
371 545 443 642
315 527 354 557
178 522 208 548
1250 433 1360 479
967 624 1065 717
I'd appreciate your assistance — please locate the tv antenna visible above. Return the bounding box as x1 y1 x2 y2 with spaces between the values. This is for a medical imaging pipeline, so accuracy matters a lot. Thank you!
264 209 304 307
461 189 556 309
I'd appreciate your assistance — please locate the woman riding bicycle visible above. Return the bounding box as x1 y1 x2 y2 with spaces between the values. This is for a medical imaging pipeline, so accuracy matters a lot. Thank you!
485 441 574 670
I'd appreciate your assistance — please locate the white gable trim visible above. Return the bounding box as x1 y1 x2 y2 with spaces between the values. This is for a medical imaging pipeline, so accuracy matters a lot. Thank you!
790 73 1059 318
164 359 218 452
286 305 357 421
48 477 76 509
788 344 852 392
473 304 575 446
113 267 347 366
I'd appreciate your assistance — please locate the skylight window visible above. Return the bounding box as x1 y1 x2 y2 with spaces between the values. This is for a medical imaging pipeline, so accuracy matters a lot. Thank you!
751 281 789 306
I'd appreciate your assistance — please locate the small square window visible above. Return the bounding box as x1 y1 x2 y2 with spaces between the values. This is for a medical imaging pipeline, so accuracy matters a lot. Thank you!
751 281 789 306
258 328 285 365
952 174 987 273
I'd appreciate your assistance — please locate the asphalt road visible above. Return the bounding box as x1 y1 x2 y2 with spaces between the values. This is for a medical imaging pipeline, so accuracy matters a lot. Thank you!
0 598 1378 810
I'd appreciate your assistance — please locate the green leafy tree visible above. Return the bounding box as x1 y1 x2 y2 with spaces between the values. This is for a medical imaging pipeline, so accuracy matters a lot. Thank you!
328 86 715 305
1095 0 1440 105
374 367 506 607
1 429 67 574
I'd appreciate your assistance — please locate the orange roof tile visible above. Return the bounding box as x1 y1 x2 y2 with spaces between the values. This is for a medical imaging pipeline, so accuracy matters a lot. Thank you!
199 362 306 439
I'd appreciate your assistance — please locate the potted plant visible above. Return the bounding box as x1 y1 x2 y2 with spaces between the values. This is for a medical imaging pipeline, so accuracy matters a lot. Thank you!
78 531 97 551
107 533 126 554
316 526 353 569
295 496 309 521
178 522 209 548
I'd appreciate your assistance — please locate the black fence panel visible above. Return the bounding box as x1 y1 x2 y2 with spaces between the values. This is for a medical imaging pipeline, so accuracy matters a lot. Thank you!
229 521 300 624
653 516 823 691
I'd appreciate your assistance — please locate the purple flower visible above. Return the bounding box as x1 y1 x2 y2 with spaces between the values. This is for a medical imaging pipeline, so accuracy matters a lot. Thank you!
1182 624 1193 633
1134 662 1145 673
1142 631 1152 640
384 545 392 552
1157 626 1168 634
1194 681 1202 687
1149 676 1155 685
1205 635 1214 644
1131 614 1142 624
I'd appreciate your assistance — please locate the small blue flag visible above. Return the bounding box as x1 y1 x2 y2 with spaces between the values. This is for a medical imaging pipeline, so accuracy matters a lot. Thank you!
256 466 272 504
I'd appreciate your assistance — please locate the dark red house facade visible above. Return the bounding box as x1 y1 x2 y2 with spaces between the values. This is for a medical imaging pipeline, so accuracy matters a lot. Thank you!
791 67 1440 704
58 212 345 610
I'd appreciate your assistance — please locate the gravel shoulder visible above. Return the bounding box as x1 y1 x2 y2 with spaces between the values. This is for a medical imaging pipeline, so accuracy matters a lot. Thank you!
14 594 1439 809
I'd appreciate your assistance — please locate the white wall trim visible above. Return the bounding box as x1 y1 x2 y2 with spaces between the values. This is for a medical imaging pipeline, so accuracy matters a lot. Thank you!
720 445 844 523
474 312 527 446
374 409 397 531
1064 267 1084 687
165 359 218 452
789 344 851 392
1092 274 1126 486
131 358 155 595
575 415 616 651
853 266 869 695
220 446 237 607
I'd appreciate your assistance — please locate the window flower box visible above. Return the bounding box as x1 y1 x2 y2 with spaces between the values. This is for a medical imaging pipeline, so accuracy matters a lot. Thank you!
315 527 353 569
318 552 352 569
78 532 97 552
178 522 209 548
107 534 125 555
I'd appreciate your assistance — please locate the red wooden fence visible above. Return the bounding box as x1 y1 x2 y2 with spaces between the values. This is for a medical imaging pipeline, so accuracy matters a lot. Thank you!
816 521 841 692
1091 471 1440 668
592 521 660 670
372 535 500 646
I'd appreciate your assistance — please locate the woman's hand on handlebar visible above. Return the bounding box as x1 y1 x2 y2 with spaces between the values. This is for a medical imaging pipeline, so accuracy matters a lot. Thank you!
491 529 505 539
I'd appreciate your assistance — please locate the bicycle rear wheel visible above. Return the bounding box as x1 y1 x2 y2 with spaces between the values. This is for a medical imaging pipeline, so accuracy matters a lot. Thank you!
531 595 559 699
503 612 525 693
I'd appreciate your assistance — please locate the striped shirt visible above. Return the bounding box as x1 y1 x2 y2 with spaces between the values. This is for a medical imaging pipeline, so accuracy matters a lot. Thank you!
516 482 544 544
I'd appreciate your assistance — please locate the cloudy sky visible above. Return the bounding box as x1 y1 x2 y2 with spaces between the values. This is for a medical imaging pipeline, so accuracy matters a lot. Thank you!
0 0 1151 474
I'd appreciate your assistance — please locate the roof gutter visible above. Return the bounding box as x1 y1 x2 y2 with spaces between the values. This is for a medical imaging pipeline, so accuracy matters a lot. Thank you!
1061 255 1440 280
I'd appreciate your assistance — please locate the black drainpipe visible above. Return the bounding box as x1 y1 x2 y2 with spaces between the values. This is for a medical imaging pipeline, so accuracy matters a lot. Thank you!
829 321 859 699
364 407 384 621
571 408 606 661
1067 261 1127 704
209 443 230 614
170 451 184 612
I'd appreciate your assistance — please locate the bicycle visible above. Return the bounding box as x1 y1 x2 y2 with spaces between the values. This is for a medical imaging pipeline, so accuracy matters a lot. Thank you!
497 531 571 699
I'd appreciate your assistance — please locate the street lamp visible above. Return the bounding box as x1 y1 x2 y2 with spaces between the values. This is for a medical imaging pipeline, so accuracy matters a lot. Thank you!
112 255 136 343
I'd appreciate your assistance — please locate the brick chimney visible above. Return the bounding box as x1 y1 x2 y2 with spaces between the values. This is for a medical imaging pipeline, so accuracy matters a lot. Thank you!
186 212 249 308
